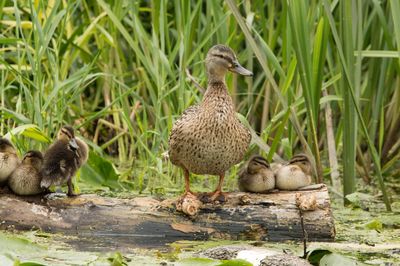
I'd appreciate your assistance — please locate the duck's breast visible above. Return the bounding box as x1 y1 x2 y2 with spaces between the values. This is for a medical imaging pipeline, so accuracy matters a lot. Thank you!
172 111 250 175
276 165 311 190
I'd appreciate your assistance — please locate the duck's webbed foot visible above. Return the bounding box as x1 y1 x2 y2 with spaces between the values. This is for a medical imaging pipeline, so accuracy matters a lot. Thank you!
182 190 198 198
199 190 227 204
67 191 78 197
199 174 227 203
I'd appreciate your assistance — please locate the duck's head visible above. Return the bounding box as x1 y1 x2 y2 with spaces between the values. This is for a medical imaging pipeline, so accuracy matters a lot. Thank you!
289 154 312 175
0 138 16 154
206 44 253 82
23 150 43 166
57 125 78 149
247 155 270 174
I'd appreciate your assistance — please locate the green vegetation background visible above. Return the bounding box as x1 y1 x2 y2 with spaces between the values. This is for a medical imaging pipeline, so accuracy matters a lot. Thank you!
1 0 399 207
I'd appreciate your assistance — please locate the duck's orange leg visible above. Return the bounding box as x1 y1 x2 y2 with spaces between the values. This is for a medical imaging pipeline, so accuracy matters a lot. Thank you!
201 174 227 203
183 167 197 197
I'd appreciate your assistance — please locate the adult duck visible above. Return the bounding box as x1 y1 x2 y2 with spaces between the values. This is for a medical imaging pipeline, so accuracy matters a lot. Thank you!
169 44 252 202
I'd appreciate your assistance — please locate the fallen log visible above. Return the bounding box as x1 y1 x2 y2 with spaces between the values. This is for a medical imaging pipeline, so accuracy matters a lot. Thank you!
0 185 335 248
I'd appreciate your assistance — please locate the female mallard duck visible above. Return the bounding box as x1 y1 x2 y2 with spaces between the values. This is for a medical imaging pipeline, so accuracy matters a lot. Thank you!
169 44 253 202
40 125 86 196
0 138 19 184
238 155 275 193
8 150 44 196
275 154 312 190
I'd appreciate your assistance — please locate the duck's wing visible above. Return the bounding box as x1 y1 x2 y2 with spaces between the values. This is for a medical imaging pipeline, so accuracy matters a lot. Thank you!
168 105 199 144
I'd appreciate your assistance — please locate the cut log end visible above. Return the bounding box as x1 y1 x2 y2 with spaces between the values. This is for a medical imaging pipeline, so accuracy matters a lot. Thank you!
175 193 202 216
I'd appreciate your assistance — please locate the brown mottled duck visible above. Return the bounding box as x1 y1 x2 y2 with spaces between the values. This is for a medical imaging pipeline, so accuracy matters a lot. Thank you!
275 153 312 190
8 150 44 196
238 155 275 193
169 44 253 202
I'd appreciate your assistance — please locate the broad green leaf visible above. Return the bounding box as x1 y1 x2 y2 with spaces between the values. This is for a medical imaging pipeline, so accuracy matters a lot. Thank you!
79 151 125 191
345 192 374 209
307 248 332 265
0 234 45 253
320 253 361 266
4 124 50 143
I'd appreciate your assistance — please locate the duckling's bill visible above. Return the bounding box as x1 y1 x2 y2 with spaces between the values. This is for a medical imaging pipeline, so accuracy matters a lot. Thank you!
69 138 79 149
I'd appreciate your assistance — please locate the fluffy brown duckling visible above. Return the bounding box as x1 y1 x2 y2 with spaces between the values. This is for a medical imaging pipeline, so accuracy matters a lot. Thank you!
0 138 19 184
8 150 44 196
275 154 312 190
169 44 253 203
238 155 275 193
40 125 85 196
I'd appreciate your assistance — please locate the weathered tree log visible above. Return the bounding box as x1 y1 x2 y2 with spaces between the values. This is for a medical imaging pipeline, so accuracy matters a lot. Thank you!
0 185 335 248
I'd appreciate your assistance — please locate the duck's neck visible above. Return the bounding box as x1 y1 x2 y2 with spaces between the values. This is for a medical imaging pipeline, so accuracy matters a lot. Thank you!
204 78 228 99
202 77 234 113
206 64 227 84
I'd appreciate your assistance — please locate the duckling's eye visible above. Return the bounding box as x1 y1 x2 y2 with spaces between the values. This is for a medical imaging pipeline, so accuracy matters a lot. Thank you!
216 54 224 59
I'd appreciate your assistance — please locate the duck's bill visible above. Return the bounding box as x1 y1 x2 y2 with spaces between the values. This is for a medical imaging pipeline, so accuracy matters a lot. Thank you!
230 62 253 76
69 138 79 149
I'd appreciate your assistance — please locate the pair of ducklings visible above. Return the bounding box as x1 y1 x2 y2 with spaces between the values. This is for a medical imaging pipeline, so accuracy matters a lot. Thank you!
0 126 88 196
238 154 312 193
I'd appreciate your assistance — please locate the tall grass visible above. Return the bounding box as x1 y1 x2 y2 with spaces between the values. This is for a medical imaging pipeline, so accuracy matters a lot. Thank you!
0 0 398 209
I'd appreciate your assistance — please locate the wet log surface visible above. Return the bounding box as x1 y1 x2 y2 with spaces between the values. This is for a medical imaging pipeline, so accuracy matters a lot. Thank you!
0 185 335 248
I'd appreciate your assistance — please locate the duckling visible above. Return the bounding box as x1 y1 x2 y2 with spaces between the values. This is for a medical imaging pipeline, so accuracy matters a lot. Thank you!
238 155 275 193
169 44 253 202
8 150 44 196
0 138 19 184
275 154 312 190
40 125 81 196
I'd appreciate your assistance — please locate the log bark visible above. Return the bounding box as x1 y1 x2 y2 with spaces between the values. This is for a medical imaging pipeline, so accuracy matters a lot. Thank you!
0 185 335 248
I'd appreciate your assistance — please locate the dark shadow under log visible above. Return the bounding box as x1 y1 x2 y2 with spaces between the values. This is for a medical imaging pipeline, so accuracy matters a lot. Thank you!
0 185 335 248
